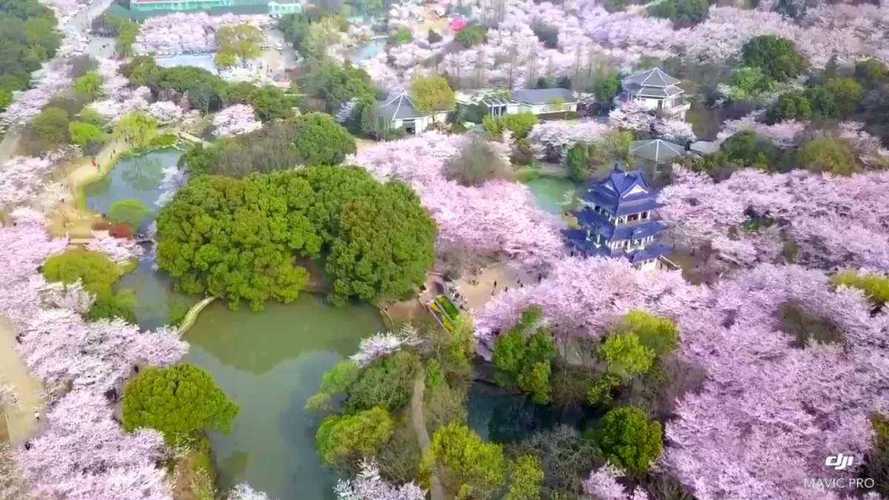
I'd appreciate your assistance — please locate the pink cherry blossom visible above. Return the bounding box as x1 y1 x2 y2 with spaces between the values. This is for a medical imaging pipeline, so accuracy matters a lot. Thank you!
0 63 73 128
147 101 186 125
352 133 566 270
38 280 95 315
212 104 262 137
584 464 648 500
0 157 56 213
474 256 702 349
86 235 145 263
528 120 613 160
716 112 807 148
663 264 889 499
0 210 186 497
660 167 889 272
156 165 189 208
134 13 271 56
837 121 889 169
15 390 172 500
228 483 270 500
335 460 425 500
350 325 421 368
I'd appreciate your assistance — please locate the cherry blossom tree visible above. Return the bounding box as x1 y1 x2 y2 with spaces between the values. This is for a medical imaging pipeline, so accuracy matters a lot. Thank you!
659 167 889 272
350 325 421 367
584 464 649 500
134 13 271 56
0 62 73 127
0 157 56 213
147 101 186 125
15 390 172 500
528 120 613 160
86 235 145 263
837 121 889 169
334 460 426 500
38 280 94 315
474 256 702 348
1 442 31 500
228 483 270 500
716 112 807 148
353 133 566 270
212 104 262 137
156 166 189 208
0 210 187 497
663 264 889 499
88 59 152 123
476 248 888 499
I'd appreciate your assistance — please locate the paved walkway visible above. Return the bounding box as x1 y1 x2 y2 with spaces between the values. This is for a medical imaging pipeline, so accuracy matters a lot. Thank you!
0 317 45 445
452 262 536 313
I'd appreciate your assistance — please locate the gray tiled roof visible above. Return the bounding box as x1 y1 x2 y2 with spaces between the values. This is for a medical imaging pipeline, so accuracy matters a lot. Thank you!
630 139 685 163
635 84 683 98
623 67 680 88
511 88 577 105
378 92 424 120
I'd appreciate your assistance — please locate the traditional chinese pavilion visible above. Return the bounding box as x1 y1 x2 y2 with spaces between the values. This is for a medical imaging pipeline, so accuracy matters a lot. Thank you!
565 166 669 270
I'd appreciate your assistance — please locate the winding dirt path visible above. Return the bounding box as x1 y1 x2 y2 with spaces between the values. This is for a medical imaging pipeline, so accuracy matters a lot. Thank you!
47 138 129 238
410 375 446 500
0 317 45 445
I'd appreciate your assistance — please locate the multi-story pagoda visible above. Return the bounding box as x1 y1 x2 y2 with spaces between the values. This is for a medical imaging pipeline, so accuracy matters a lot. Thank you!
565 166 669 270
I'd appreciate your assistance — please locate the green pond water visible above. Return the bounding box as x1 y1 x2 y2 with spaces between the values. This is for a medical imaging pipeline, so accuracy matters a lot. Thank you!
83 149 182 229
524 176 579 215
84 149 192 329
183 297 384 500
467 382 599 444
83 148 590 497
116 254 194 330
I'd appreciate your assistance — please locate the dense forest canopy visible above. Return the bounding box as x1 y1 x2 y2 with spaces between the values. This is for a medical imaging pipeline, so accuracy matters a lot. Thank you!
0 0 60 110
156 166 437 309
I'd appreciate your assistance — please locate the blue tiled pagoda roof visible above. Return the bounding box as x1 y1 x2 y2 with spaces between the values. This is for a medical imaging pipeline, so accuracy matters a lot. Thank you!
565 166 670 265
580 167 660 216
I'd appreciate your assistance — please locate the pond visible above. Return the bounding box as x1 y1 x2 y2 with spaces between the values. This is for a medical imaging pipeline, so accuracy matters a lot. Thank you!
350 38 386 63
524 176 578 216
83 149 182 230
467 381 598 444
156 53 218 75
116 251 194 330
85 149 190 329
183 297 385 500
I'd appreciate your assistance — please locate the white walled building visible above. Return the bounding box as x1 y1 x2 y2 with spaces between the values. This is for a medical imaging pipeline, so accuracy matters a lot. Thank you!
621 67 689 117
456 88 578 118
377 92 447 135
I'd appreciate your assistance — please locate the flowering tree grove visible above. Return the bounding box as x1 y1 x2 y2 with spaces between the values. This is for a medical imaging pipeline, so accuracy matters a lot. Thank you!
659 167 889 272
134 13 271 56
0 210 187 496
212 104 263 137
334 460 426 500
353 133 566 270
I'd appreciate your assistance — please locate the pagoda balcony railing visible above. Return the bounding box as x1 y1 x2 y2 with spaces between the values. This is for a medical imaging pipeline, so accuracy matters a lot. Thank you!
580 208 663 228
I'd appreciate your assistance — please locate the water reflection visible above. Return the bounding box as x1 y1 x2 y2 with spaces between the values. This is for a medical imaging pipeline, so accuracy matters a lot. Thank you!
183 296 383 499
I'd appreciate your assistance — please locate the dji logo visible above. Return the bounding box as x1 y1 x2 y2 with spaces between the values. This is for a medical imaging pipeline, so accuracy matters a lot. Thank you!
825 453 854 471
